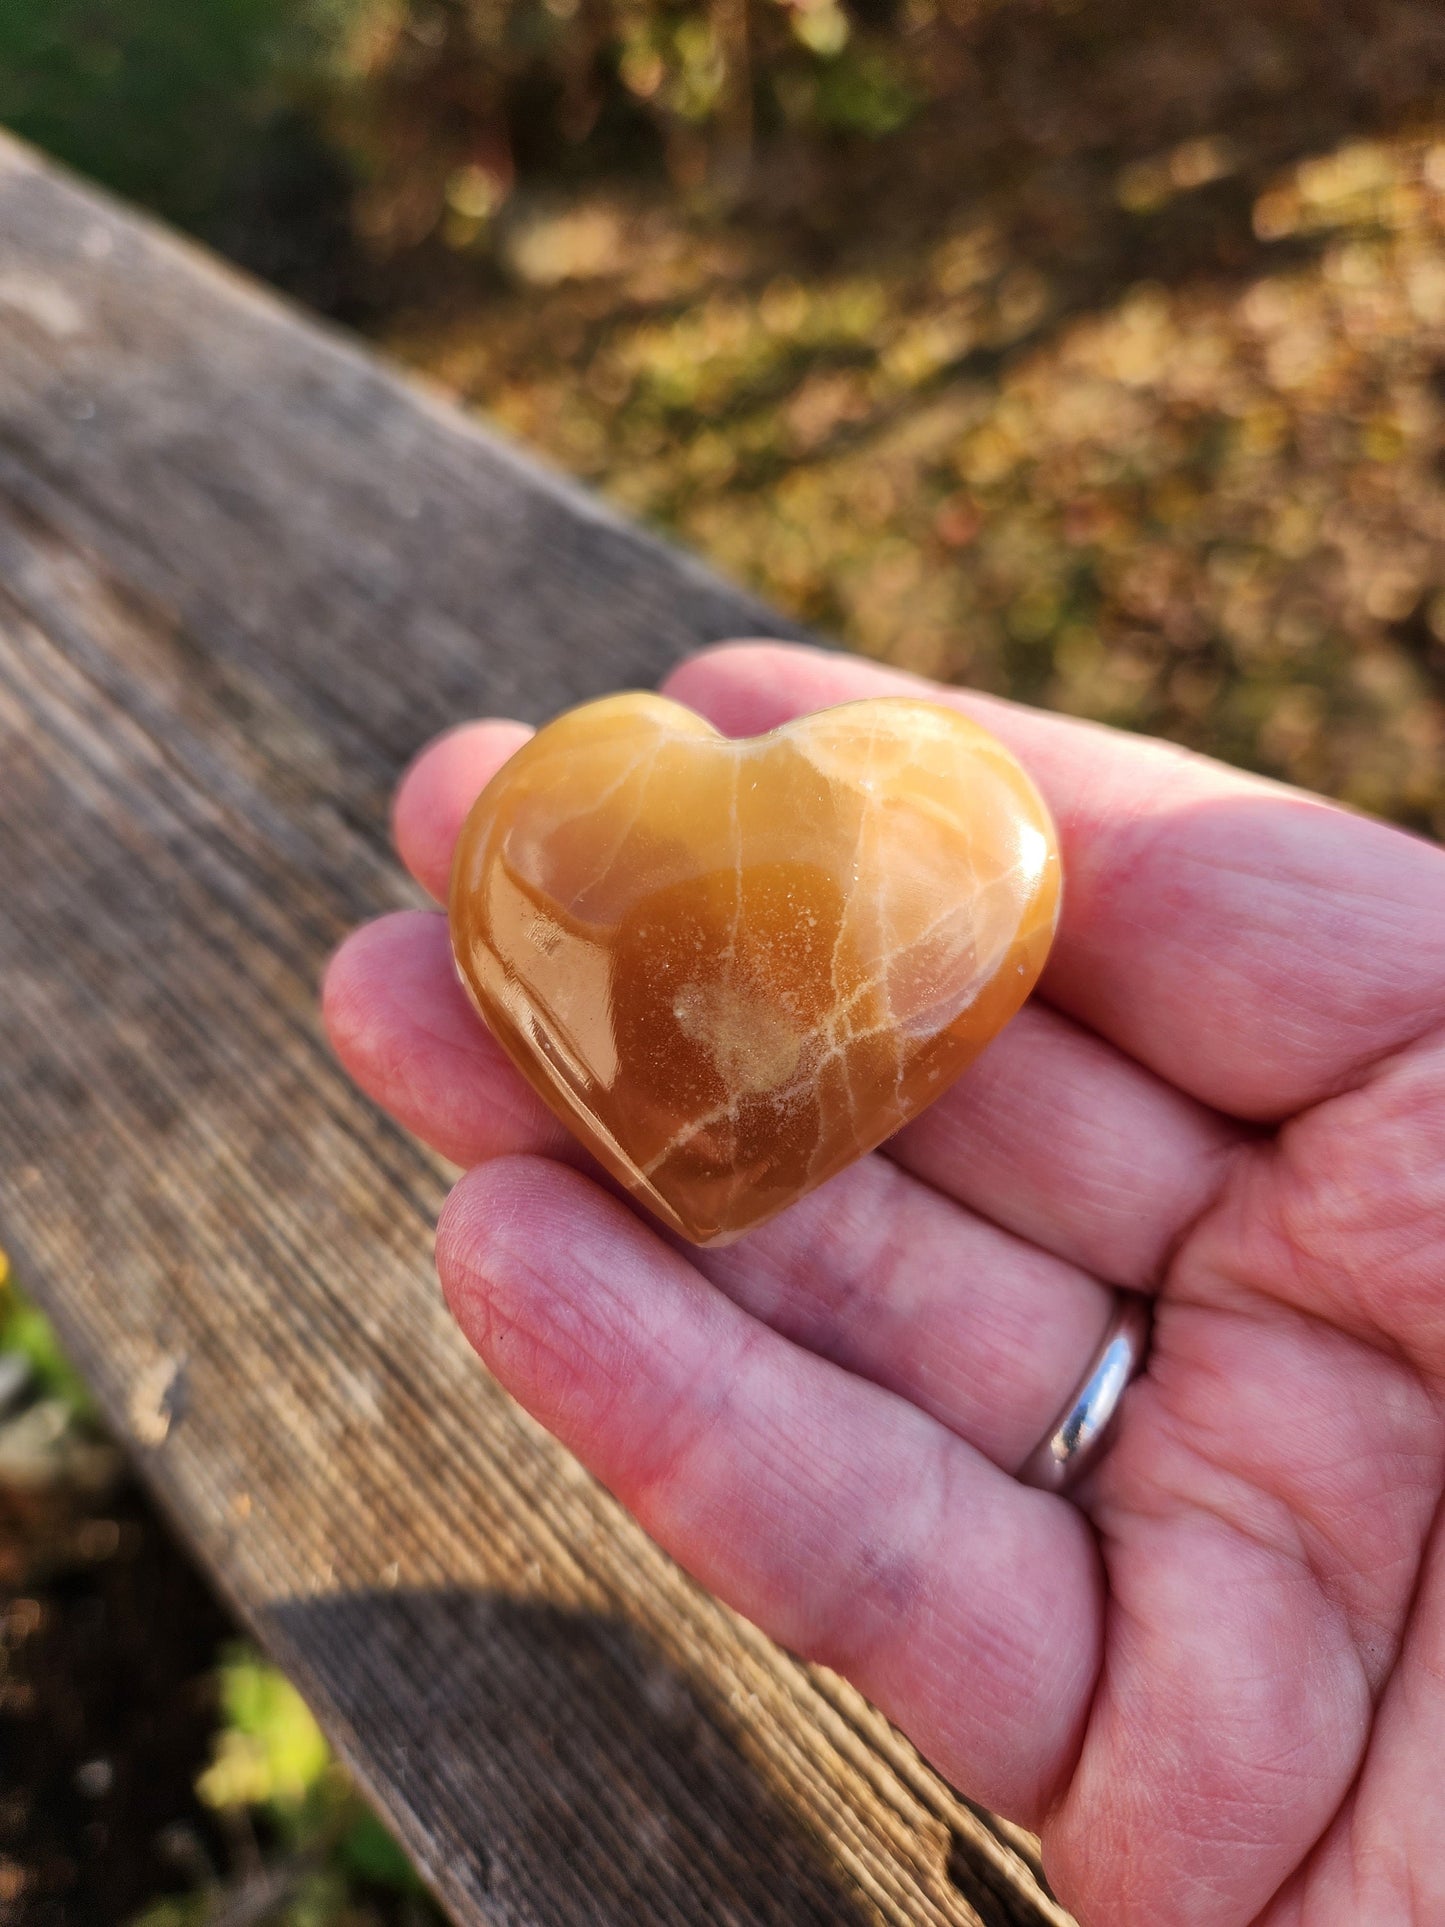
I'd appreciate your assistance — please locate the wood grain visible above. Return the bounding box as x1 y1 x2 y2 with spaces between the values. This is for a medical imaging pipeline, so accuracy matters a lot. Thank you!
0 133 1073 1927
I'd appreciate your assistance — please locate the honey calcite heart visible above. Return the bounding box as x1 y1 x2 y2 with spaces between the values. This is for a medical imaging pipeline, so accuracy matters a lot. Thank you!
449 692 1060 1246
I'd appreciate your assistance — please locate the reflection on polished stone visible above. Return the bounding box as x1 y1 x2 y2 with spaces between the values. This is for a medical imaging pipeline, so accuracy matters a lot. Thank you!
450 692 1060 1245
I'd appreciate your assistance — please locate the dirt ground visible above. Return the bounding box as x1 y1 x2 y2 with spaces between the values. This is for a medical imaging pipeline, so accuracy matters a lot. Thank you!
0 1289 441 1926
0 1390 232 1923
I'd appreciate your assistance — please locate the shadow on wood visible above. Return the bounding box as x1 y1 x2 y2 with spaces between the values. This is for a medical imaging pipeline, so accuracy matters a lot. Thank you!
269 1589 876 1927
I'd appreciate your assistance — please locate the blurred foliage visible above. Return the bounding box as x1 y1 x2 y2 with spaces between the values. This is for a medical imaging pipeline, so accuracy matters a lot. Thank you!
4 0 1442 828
426 136 1445 827
376 1 1445 836
195 1650 333 1816
0 0 932 269
0 0 364 302
132 1646 439 1926
0 1259 438 1924
0 1250 95 1418
0 0 329 227
326 0 927 256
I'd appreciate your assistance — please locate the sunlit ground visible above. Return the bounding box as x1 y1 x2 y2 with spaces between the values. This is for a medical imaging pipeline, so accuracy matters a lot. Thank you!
389 126 1445 834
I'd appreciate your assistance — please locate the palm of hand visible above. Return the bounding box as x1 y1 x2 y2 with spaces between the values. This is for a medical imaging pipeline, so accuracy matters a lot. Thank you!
324 642 1445 1927
1091 1059 1445 1925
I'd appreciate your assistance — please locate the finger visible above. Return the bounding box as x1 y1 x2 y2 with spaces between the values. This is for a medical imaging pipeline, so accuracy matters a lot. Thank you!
323 913 1117 1466
697 1153 1115 1469
893 1000 1247 1289
438 1154 1104 1824
321 911 569 1168
393 719 533 902
663 643 1445 1120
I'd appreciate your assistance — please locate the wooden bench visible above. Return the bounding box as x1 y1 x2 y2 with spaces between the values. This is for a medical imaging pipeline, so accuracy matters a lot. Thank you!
0 132 1071 1927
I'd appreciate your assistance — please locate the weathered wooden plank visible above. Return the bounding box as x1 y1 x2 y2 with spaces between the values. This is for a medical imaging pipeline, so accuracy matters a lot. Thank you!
0 133 1070 1927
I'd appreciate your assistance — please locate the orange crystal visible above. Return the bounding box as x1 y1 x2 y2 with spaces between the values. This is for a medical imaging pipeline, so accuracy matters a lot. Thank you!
449 692 1060 1245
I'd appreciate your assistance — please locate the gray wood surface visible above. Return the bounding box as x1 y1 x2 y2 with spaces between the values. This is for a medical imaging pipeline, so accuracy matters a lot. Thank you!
0 132 1072 1927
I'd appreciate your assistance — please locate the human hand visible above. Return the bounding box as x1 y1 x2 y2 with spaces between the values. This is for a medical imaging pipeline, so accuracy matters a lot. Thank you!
323 641 1445 1926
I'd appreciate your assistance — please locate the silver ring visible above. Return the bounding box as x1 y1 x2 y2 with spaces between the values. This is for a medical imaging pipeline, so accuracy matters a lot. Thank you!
1019 1294 1151 1494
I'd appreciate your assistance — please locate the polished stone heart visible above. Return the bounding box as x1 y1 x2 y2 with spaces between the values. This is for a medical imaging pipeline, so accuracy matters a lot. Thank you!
449 692 1060 1245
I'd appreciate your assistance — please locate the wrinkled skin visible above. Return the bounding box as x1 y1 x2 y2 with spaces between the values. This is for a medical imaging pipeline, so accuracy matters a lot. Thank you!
323 642 1445 1927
